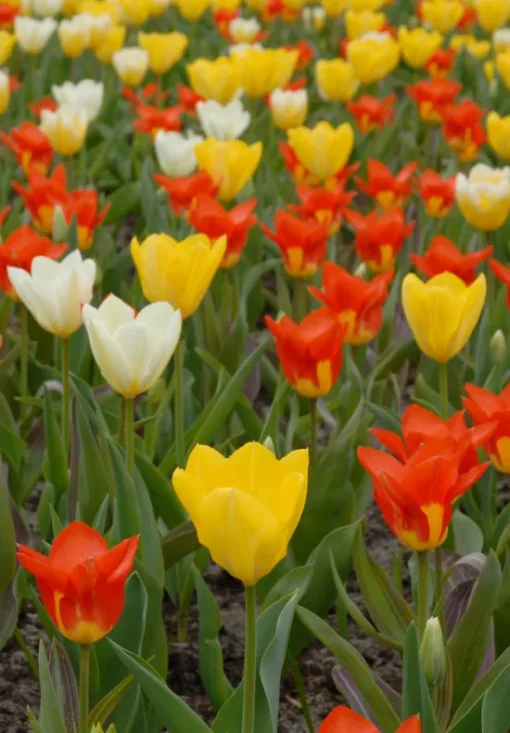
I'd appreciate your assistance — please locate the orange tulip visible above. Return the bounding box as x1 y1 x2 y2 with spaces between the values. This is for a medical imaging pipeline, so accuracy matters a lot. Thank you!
417 169 456 218
463 384 510 473
2 121 53 174
347 94 396 134
345 207 414 272
0 226 67 298
443 100 486 161
289 183 356 235
154 171 218 215
412 235 493 284
407 78 461 123
132 103 183 137
320 707 421 733
355 160 418 210
261 210 329 278
490 259 510 306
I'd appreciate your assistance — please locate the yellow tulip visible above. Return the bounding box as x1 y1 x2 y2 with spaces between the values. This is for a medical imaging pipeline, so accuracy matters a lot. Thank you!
78 0 121 23
348 0 387 9
175 0 209 20
231 47 298 98
402 272 486 362
484 59 495 81
187 57 242 105
493 29 510 53
131 234 226 318
211 0 241 8
345 9 385 38
172 443 309 586
347 32 400 85
421 0 465 34
456 164 510 231
138 32 188 74
269 89 308 130
315 59 359 101
474 0 510 31
118 0 150 25
0 71 10 115
496 50 510 88
112 47 149 87
40 106 88 156
320 0 347 15
58 19 90 58
93 24 125 64
450 34 491 59
288 121 354 184
487 111 510 159
195 138 263 202
0 31 15 65
398 26 443 68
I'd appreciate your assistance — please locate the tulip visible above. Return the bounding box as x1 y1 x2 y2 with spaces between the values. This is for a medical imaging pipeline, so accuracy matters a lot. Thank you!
464 383 510 472
349 0 387 9
265 309 344 398
320 0 347 16
175 0 208 19
302 5 327 30
345 9 385 38
493 28 510 53
132 103 182 137
442 100 486 161
262 210 329 278
195 138 262 202
491 259 510 306
474 0 510 31
0 69 10 115
411 235 493 284
60 188 110 250
356 160 418 210
40 105 88 157
138 31 188 75
456 164 510 231
0 226 67 298
131 233 226 318
14 16 56 53
417 169 456 218
31 0 62 15
118 0 151 25
487 111 510 160
0 31 16 64
407 78 461 124
58 18 91 57
12 164 67 234
347 94 395 134
232 47 298 98
310 263 393 345
287 122 354 187
315 59 359 102
1 121 53 173
154 130 203 177
17 521 139 644
426 47 456 76
188 195 257 268
320 708 420 733
150 0 171 15
93 24 125 64
398 26 443 68
187 57 242 105
196 98 250 140
347 32 400 85
112 47 149 87
346 208 415 272
7 250 95 338
421 618 447 687
154 171 218 214
290 183 356 235
496 50 510 88
450 34 491 59
52 79 104 122
269 88 308 130
228 17 262 43
402 272 486 362
172 442 308 585
421 0 465 33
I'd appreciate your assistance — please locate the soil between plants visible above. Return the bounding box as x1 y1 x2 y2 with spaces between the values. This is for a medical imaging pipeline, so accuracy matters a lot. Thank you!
0 503 402 732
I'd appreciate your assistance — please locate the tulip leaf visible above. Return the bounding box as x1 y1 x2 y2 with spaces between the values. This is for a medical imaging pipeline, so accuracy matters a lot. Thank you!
43 390 69 497
161 520 200 568
192 565 234 712
108 639 212 733
453 511 484 556
448 551 502 713
0 467 15 594
88 674 135 729
108 440 142 544
260 564 313 612
0 581 18 652
76 397 114 524
135 450 186 529
103 182 141 224
0 424 26 474
296 606 400 733
38 640 68 733
48 637 79 733
452 648 510 725
481 664 510 733
401 623 439 733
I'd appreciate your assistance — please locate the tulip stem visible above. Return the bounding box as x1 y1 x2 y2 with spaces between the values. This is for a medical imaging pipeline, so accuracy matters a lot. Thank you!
242 584 257 733
125 397 135 474
175 340 186 468
20 304 28 425
417 551 429 639
439 362 448 420
79 644 90 733
62 338 71 456
310 398 318 467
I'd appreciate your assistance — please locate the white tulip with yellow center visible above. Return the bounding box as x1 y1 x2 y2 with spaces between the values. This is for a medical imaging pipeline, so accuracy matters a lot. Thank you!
0 69 10 114
302 6 327 30
196 99 250 141
228 17 261 43
52 80 104 122
31 0 63 16
112 47 149 87
154 130 203 177
493 27 510 52
40 105 88 156
8 251 96 339
83 295 182 398
456 163 510 231
269 88 308 130
15 17 57 54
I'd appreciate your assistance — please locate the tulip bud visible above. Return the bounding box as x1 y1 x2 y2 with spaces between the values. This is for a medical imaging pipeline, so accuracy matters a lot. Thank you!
491 329 506 363
263 436 275 452
420 617 446 687
52 204 68 243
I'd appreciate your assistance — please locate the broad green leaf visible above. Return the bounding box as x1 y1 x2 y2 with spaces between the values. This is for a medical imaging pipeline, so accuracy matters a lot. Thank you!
161 521 200 568
38 640 68 733
401 624 439 733
481 665 510 733
48 638 79 733
260 564 313 612
452 648 510 724
76 398 114 524
135 450 186 530
0 424 26 474
108 441 141 544
43 390 68 497
104 183 141 224
0 467 15 593
453 511 484 556
0 582 18 651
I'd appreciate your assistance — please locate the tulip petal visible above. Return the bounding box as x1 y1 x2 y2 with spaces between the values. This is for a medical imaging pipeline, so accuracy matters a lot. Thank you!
86 317 134 396
49 521 108 570
92 294 136 333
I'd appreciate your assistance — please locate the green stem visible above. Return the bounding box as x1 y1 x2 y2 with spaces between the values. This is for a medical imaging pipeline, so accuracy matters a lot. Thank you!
242 585 257 733
439 361 448 420
119 397 126 445
417 551 429 639
291 662 315 733
125 397 135 474
435 547 445 632
174 340 186 468
13 628 39 680
293 280 308 322
61 338 71 456
177 567 195 643
20 304 28 425
79 644 90 733
310 398 318 468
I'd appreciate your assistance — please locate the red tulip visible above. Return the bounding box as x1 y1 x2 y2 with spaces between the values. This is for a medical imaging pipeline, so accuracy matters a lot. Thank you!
289 183 356 235
122 82 169 109
176 83 204 115
2 121 53 174
13 164 68 234
355 160 418 210
416 169 456 218
490 260 510 307
28 96 57 118
347 94 396 134
261 210 329 278
442 100 486 162
62 189 110 250
133 103 183 137
320 707 421 733
0 3 18 27
154 171 218 214
284 40 314 69
213 7 239 36
345 207 414 272
17 522 138 645
426 48 456 77
463 384 510 473
407 78 461 123
412 235 493 284
0 226 67 297
265 308 344 398
309 262 393 345
188 195 258 268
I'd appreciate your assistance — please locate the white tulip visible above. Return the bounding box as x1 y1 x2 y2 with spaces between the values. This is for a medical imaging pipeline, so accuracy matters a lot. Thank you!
83 295 182 398
228 42 263 55
494 28 510 52
8 251 96 339
154 130 203 177
112 47 149 86
456 163 510 202
31 0 63 17
15 17 57 54
52 80 104 121
302 6 326 30
228 17 261 44
196 99 250 141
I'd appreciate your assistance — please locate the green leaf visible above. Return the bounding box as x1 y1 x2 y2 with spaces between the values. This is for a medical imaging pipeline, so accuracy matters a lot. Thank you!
109 440 142 544
448 551 502 713
88 675 135 729
161 521 200 568
104 183 141 224
38 640 68 733
481 665 510 733
48 638 79 733
260 564 313 612
193 565 233 712
135 450 186 530
401 623 438 733
0 467 15 593
453 511 484 556
76 398 114 524
0 582 18 652
108 639 212 733
296 606 400 733
43 390 68 496
0 424 26 473
452 648 510 724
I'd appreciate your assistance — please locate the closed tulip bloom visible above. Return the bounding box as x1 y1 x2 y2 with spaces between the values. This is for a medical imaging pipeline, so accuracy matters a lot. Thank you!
496 50 510 88
150 0 171 15
310 262 393 345
83 295 182 398
175 0 208 19
172 443 308 586
407 78 461 123
487 112 510 160
493 28 510 53
0 31 16 64
356 160 418 210
15 17 56 53
195 138 262 202
411 235 493 284
450 34 491 59
347 94 395 134
154 171 218 214
119 0 150 25
402 272 486 362
131 233 226 317
187 57 242 105
320 708 420 733
0 226 67 298
398 26 443 68
320 0 347 16
228 17 262 42
265 309 345 397
474 0 510 31
262 210 329 278
31 0 63 15
17 522 138 644
302 6 327 30
345 9 385 38
349 0 388 9
347 32 400 85
288 122 354 186
93 24 125 64
232 47 298 98
2 121 53 174
443 100 486 161
52 79 104 122
0 69 10 115
40 105 88 156
113 47 149 87
154 130 203 177
58 18 91 57
196 99 250 140
138 32 188 74
315 59 359 102
269 88 308 130
417 169 456 218
464 384 510 473
346 208 415 272
8 250 95 338
421 0 465 33
456 164 510 231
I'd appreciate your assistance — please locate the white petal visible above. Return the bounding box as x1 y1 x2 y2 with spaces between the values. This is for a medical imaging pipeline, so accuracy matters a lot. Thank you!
96 294 135 333
86 318 133 395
